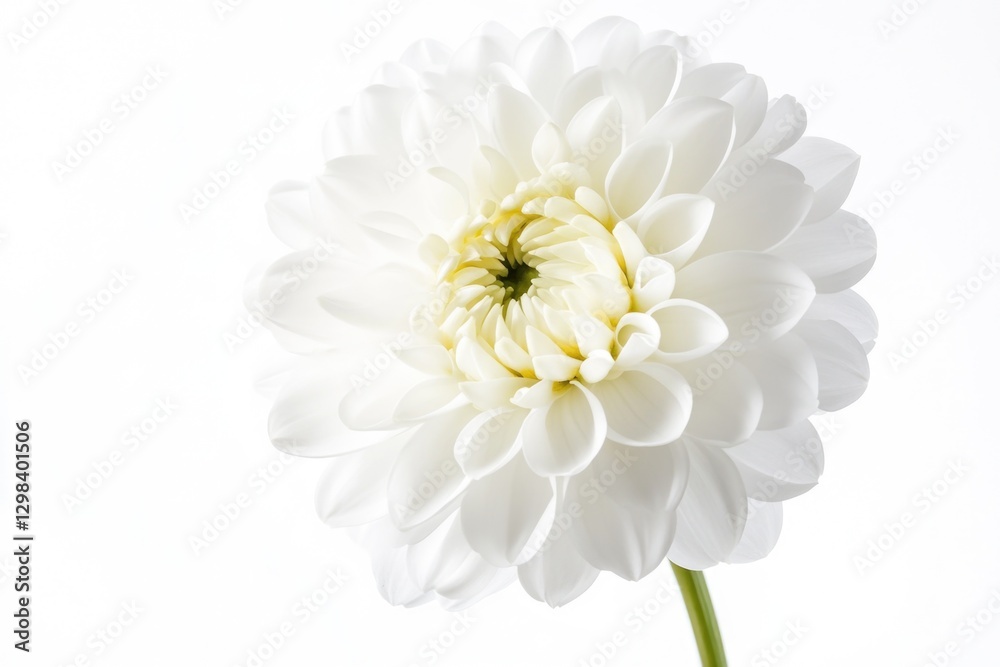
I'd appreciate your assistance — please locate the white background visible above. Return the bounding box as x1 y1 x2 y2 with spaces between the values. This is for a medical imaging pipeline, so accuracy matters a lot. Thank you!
2 0 999 665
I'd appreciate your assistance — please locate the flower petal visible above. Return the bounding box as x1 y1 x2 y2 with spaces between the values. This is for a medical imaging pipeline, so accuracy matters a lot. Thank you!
674 251 816 348
372 547 435 607
675 63 767 147
773 210 876 293
726 420 825 502
796 320 870 411
649 299 728 363
779 137 861 223
668 442 747 569
460 454 555 566
489 84 547 179
518 523 600 608
454 408 527 479
640 96 735 195
515 28 575 114
684 361 762 445
270 365 398 456
521 382 607 476
636 194 715 267
315 433 408 527
805 290 879 352
266 181 326 249
726 499 782 564
570 489 676 581
406 514 495 597
740 335 819 430
573 17 642 71
387 407 478 529
627 45 682 118
605 137 673 220
700 160 813 255
589 364 692 447
584 441 690 513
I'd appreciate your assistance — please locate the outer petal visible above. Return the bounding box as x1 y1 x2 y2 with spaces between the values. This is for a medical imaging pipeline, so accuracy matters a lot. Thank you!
726 420 825 502
406 514 496 598
570 487 676 581
668 442 748 569
460 454 555 566
573 17 642 71
387 407 478 529
796 320 870 411
639 97 736 195
579 441 690 513
626 45 681 118
518 523 600 608
454 408 527 479
740 335 820 430
805 290 879 352
674 251 816 348
372 548 435 608
515 28 575 114
675 63 767 147
683 361 762 445
700 160 813 255
773 210 877 293
726 499 783 564
565 96 624 193
489 85 547 179
315 433 407 527
270 364 398 456
779 137 861 223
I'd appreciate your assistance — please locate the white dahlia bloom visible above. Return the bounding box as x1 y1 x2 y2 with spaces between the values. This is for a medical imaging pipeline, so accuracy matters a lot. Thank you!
256 17 876 608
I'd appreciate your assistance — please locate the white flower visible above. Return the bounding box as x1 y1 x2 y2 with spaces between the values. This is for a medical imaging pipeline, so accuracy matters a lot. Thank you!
255 17 877 608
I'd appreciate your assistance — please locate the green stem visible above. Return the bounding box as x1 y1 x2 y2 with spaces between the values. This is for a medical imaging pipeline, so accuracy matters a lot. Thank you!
671 563 728 667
